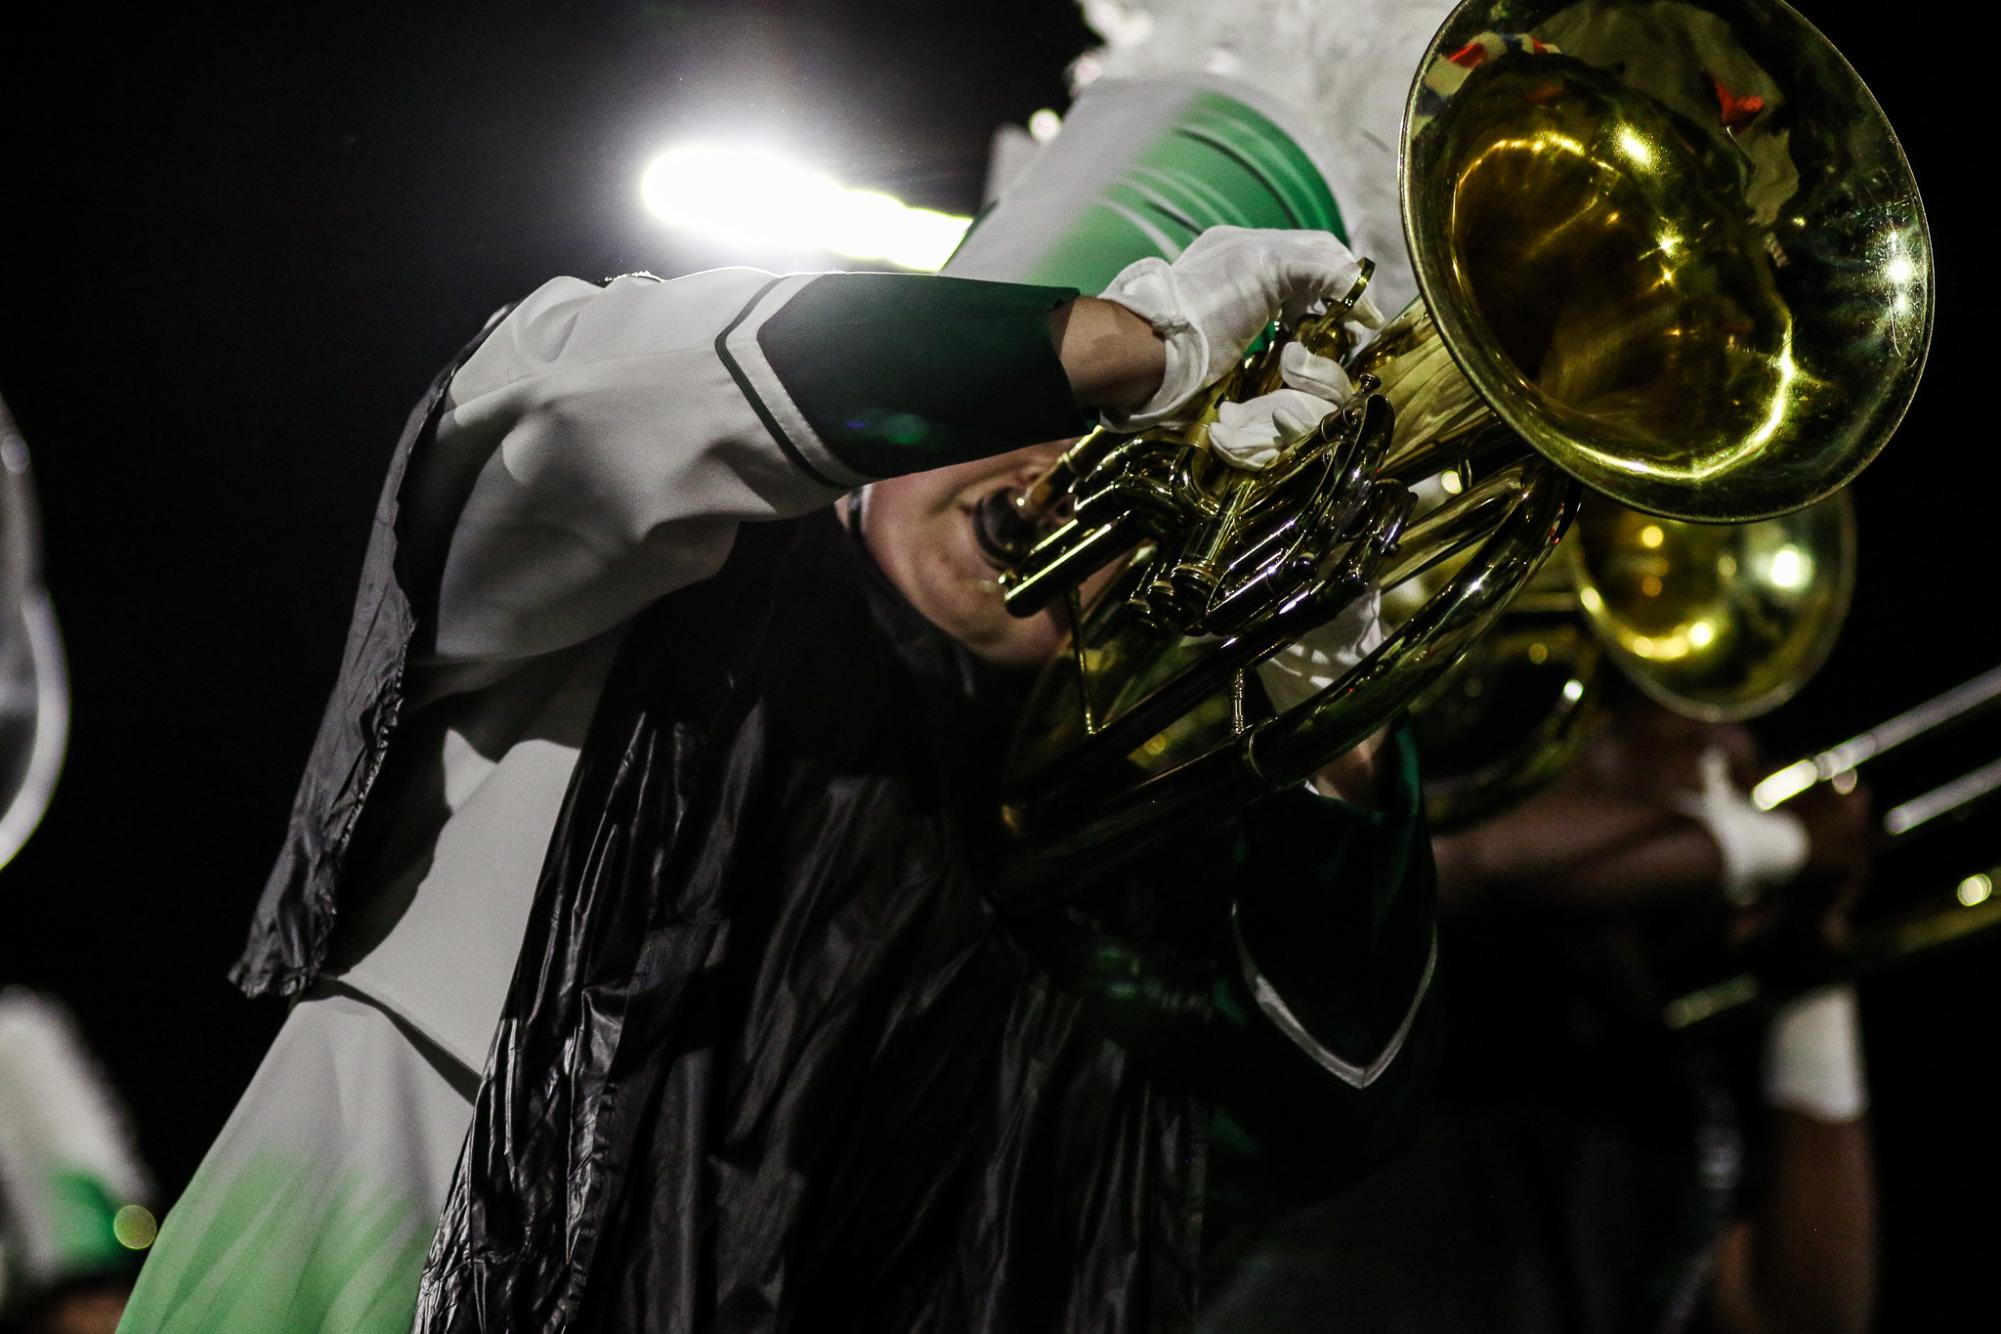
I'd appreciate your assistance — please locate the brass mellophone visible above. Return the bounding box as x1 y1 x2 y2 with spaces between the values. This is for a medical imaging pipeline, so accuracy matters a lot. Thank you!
981 0 1932 900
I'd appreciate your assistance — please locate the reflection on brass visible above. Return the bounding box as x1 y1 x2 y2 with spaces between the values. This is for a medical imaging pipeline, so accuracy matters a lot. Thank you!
1411 615 1609 830
1667 865 2001 1030
1569 492 1853 719
1411 491 1852 827
1751 664 2001 810
1740 663 2001 847
1406 0 1931 521
985 0 1930 894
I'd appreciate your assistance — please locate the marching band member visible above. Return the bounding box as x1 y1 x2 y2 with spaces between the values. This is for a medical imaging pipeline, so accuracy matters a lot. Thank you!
1203 693 1878 1334
117 4 1452 1313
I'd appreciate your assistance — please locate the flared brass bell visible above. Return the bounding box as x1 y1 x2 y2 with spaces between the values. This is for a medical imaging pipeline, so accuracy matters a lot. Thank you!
1409 490 1854 827
1569 490 1854 719
987 0 1930 886
1401 0 1930 521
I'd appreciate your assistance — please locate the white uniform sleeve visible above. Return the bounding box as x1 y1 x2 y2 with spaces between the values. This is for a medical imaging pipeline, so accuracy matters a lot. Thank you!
413 268 866 665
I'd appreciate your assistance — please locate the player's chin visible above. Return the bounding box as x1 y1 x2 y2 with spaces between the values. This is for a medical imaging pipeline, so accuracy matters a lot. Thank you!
961 611 1066 671
934 571 1061 670
930 500 1065 669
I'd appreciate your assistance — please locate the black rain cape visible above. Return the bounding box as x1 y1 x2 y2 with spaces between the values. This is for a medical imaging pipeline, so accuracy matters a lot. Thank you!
235 324 1442 1333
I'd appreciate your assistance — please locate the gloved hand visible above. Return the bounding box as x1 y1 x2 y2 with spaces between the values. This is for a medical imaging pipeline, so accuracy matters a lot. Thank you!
1672 748 1811 908
1096 225 1383 462
1763 984 1868 1122
1208 341 1355 470
1256 586 1384 716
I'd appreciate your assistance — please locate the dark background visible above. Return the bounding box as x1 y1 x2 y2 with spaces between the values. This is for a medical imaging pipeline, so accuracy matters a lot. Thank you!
0 0 1989 1326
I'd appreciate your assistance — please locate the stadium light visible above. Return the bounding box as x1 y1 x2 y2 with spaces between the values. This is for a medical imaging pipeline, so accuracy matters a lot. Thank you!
640 144 970 272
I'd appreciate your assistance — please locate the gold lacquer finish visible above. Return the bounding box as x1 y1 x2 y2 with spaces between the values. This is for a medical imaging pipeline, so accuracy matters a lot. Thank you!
1667 860 2001 1029
1405 0 1931 520
1410 615 1609 829
1406 490 1853 826
982 0 1929 890
1569 490 1854 719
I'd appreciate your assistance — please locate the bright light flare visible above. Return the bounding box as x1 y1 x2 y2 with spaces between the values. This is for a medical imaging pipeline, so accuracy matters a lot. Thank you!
1765 545 1811 590
1752 759 1818 810
114 1204 158 1250
1959 873 1994 907
1616 127 1655 168
640 144 971 271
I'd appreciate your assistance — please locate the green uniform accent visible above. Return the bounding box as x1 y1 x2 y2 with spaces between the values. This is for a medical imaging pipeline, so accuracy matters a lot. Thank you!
756 274 1088 480
1203 728 1441 1258
115 1152 434 1334
43 1169 131 1273
755 89 1349 484
1025 729 1441 1264
961 89 1349 295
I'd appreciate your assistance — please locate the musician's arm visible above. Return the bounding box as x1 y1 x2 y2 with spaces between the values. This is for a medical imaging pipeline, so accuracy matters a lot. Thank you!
408 269 1131 666
1431 785 1729 916
1709 985 1877 1334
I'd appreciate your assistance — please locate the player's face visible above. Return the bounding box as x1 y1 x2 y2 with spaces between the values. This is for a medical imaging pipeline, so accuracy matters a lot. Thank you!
857 440 1088 670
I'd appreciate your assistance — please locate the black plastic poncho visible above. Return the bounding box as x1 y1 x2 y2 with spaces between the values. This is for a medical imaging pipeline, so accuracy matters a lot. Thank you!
238 336 1440 1334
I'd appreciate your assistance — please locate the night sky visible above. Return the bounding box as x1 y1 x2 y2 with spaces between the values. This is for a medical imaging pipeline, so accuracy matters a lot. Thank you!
0 1 1990 1324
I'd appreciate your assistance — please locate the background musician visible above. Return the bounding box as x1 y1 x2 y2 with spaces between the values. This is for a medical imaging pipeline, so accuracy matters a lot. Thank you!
1202 687 1879 1334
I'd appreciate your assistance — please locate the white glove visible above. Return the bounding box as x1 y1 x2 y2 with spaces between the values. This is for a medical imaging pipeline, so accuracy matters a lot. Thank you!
1762 984 1869 1122
1207 341 1356 470
1256 586 1384 716
1097 225 1384 441
1673 748 1811 907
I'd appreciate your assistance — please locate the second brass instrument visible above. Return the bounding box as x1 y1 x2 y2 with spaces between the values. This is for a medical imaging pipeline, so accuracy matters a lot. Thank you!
984 0 1932 896
1412 490 1856 829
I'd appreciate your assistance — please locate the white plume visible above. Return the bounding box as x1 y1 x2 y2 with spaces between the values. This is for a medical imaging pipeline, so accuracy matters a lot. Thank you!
1078 0 1375 110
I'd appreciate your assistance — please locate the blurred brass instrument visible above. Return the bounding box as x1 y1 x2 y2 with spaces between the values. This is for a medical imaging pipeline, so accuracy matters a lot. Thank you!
1667 858 2001 1029
1413 490 1857 829
0 393 68 874
1751 663 2001 833
982 0 1931 897
1653 663 2001 1028
1419 550 2001 838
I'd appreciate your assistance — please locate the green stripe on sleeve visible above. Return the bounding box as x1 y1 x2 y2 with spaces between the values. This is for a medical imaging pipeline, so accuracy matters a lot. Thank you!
987 89 1348 296
756 273 1089 480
